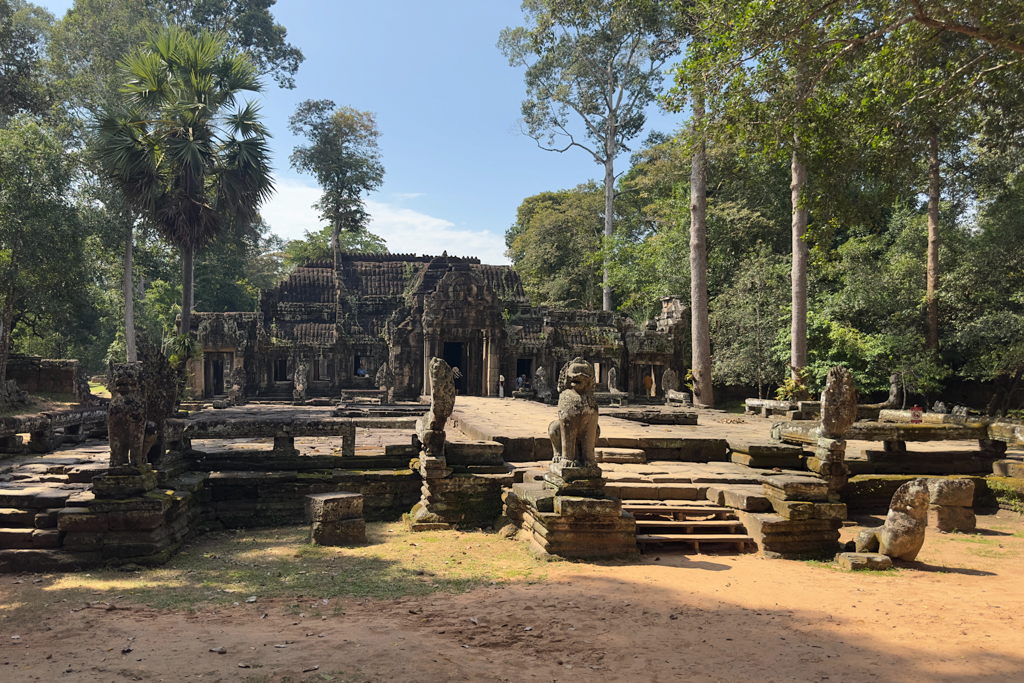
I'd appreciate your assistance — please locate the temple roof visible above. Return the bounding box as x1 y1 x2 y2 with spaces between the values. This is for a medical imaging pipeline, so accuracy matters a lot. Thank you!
267 253 530 304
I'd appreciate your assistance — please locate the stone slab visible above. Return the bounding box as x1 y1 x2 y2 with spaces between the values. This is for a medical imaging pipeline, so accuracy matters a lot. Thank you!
759 474 829 501
835 552 893 570
595 447 646 464
512 482 555 513
444 441 505 466
304 492 364 524
728 440 803 457
554 496 622 517
730 452 805 470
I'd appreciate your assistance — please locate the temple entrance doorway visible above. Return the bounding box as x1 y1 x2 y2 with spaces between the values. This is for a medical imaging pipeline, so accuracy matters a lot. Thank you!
443 342 466 394
516 358 532 389
203 352 233 398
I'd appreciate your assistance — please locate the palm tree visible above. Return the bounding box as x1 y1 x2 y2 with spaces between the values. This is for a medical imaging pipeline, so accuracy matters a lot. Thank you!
94 27 274 337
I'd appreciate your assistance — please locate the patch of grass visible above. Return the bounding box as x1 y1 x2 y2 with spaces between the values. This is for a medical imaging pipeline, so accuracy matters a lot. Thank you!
955 534 996 545
89 381 111 399
2 522 546 627
0 391 79 417
803 559 897 574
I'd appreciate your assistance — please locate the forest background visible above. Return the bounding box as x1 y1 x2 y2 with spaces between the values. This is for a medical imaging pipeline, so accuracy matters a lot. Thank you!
1 0 1022 415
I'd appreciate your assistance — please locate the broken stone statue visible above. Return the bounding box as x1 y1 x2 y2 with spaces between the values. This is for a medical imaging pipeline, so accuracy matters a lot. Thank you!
855 478 929 561
815 366 858 499
661 367 680 394
416 357 459 458
292 358 308 404
533 365 552 402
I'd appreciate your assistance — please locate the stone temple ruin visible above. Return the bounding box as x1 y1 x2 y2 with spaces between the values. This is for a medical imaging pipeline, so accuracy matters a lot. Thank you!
185 253 689 402
0 253 1022 573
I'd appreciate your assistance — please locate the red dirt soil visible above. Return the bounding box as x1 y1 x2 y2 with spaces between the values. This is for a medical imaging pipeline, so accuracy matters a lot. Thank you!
2 513 1023 683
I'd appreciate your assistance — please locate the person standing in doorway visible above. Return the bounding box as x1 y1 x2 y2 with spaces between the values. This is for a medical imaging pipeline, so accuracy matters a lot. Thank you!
643 373 654 397
499 374 505 398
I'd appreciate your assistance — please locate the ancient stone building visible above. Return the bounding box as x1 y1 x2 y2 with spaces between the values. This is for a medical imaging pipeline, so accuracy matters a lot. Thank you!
188 253 689 401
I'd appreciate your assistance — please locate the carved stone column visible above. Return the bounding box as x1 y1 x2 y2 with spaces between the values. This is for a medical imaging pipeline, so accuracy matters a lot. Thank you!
422 330 438 396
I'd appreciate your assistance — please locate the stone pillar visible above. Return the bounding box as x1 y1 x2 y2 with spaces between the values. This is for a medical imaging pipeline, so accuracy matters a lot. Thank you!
423 331 438 396
484 331 498 397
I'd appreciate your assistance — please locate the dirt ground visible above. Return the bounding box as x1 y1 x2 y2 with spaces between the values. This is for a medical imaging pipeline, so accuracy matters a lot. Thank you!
2 511 1023 683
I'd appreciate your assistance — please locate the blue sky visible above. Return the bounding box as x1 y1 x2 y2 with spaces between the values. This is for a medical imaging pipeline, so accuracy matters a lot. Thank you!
41 1 687 264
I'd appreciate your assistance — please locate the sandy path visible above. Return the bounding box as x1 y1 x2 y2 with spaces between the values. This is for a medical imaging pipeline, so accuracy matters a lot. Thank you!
3 514 1022 683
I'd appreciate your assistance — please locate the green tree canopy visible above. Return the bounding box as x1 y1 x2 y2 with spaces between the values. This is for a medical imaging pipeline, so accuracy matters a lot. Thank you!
95 27 274 335
288 99 385 267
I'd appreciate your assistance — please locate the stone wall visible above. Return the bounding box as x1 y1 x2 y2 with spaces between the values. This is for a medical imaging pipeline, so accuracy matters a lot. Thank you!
7 355 89 399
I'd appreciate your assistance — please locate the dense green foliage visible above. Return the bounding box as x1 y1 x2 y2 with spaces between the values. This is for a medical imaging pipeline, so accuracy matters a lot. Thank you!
0 1 305 374
505 1 1024 412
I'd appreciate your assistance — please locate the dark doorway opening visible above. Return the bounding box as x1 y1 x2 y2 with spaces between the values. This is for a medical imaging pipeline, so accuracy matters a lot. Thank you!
212 360 225 395
516 358 533 388
443 342 465 393
274 358 288 382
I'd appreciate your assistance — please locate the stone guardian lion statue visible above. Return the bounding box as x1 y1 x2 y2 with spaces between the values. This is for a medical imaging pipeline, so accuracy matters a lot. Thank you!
549 358 600 468
107 363 148 469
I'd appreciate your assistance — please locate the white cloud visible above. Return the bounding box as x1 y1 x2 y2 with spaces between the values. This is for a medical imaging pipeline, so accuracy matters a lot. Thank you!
262 179 510 265
261 179 322 241
392 192 426 201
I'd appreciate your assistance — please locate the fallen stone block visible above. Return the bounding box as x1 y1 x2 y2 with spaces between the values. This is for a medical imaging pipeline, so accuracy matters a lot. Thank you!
928 504 977 532
310 518 366 546
835 552 893 571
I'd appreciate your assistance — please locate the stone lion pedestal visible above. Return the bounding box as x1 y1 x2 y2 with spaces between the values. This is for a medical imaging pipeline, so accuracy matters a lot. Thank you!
517 358 636 560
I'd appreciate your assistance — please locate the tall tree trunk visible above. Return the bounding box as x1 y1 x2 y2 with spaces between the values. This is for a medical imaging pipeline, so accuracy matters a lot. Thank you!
689 93 714 408
602 119 615 312
790 138 809 386
180 244 194 335
0 291 14 385
124 225 137 363
331 224 340 272
926 126 941 351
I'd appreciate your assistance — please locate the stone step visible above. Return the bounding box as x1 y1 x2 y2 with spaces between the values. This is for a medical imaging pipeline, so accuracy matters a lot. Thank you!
635 519 745 529
595 447 646 464
623 503 735 519
605 483 703 500
636 533 753 548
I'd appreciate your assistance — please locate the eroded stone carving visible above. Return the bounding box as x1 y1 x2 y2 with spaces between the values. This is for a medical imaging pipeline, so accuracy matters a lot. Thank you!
292 358 308 403
375 361 395 404
606 365 624 394
549 358 599 468
815 366 858 499
533 366 552 402
819 366 858 439
855 478 929 561
661 368 680 394
107 363 147 469
139 341 177 460
416 357 458 456
227 365 247 406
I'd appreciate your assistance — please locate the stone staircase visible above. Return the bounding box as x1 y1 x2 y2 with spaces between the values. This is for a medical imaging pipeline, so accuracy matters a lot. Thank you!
626 502 753 551
0 454 101 556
